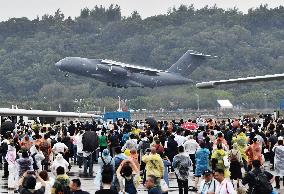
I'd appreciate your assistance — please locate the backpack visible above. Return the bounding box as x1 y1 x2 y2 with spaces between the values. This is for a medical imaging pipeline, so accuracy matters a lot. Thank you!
230 151 239 162
54 178 71 194
82 131 98 152
101 157 114 176
176 156 190 180
141 140 150 154
39 141 49 154
125 176 137 194
249 170 273 194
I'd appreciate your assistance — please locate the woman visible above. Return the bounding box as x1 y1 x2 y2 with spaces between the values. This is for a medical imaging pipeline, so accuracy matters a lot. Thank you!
116 159 140 194
6 143 18 190
228 143 243 187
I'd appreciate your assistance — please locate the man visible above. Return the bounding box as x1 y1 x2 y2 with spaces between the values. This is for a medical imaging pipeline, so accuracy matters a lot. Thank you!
69 179 90 194
214 169 235 194
81 128 98 177
142 147 164 180
145 175 162 194
51 166 71 194
174 130 187 147
183 135 199 173
18 171 46 194
173 146 191 194
52 137 68 155
198 170 219 194
242 160 273 194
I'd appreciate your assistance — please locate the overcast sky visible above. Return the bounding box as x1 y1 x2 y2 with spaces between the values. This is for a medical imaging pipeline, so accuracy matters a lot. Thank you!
1 0 283 21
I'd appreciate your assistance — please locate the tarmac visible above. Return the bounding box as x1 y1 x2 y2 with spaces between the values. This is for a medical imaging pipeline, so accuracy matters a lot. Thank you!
0 161 283 194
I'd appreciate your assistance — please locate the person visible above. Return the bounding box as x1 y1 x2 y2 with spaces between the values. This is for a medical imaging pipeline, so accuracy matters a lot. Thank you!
173 145 192 194
161 153 171 188
116 159 140 194
51 166 71 194
122 134 138 152
232 128 248 172
198 169 219 194
94 149 114 189
35 170 55 194
165 135 178 170
98 132 108 156
145 175 162 194
51 153 69 176
214 169 235 194
183 135 199 173
242 160 273 194
95 171 118 194
39 134 51 171
52 137 68 155
69 179 90 194
211 143 230 178
20 135 33 151
6 143 18 190
142 147 164 181
17 150 34 177
194 142 210 191
228 143 243 187
31 144 45 171
272 137 284 189
18 171 46 194
112 146 128 192
245 138 263 171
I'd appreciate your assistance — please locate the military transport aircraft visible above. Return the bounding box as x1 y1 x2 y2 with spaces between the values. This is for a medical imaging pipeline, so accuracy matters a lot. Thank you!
55 50 284 88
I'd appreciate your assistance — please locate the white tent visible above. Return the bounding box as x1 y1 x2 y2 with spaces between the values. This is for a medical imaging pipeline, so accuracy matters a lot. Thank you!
217 100 233 109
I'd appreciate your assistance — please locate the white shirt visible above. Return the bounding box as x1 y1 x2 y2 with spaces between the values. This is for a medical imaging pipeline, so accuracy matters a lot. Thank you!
183 139 200 155
52 142 68 154
174 135 187 147
215 179 235 194
199 179 219 194
76 133 83 153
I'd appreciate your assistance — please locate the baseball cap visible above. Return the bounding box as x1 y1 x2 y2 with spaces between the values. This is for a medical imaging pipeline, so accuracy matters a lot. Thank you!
203 169 212 176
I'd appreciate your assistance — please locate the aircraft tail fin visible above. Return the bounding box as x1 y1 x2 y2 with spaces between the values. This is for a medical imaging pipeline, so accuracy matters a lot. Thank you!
168 50 216 77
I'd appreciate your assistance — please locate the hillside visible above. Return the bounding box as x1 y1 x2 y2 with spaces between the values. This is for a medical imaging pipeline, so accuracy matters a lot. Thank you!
0 4 284 111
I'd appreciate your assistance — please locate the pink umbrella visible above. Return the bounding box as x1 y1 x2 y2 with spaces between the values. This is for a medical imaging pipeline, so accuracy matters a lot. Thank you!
181 122 199 130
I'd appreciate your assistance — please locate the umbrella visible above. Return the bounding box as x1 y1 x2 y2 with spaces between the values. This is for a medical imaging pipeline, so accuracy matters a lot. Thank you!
1 121 15 134
181 122 199 130
145 117 157 127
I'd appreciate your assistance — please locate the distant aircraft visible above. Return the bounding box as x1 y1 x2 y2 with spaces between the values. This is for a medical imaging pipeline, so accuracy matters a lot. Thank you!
55 50 215 88
55 50 284 89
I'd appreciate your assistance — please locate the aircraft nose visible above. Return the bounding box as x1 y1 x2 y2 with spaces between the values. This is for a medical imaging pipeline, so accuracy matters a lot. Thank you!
55 60 62 68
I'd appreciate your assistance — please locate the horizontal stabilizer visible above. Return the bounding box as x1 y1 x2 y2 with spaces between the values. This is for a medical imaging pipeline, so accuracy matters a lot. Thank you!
196 73 284 88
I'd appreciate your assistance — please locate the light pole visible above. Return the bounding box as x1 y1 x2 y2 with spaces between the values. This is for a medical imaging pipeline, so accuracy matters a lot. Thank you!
195 93 200 111
118 96 121 112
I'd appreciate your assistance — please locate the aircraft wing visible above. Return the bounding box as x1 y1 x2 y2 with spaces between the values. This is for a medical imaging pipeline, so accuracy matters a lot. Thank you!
101 59 163 76
196 73 284 88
